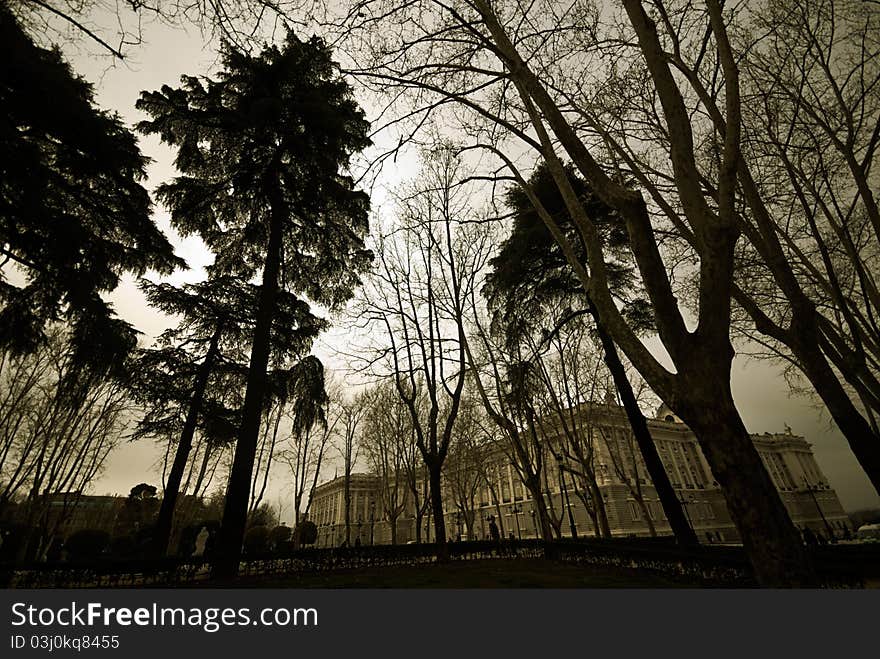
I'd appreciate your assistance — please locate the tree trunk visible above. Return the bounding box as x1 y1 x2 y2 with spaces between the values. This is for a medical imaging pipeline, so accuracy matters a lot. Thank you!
578 493 601 538
344 470 351 546
493 500 506 537
793 324 880 495
428 463 448 559
523 476 554 542
522 475 556 557
590 479 611 538
213 191 284 579
677 375 815 586
190 442 214 501
593 313 698 545
635 495 656 536
151 327 221 558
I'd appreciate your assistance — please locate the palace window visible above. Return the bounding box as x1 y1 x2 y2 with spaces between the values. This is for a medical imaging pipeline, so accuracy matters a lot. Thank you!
628 501 641 521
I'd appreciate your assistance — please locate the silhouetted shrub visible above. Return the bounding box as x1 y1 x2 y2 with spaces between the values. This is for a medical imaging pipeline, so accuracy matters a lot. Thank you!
243 525 269 555
109 535 136 559
275 540 296 554
64 529 110 561
269 525 291 549
0 523 28 561
295 520 318 546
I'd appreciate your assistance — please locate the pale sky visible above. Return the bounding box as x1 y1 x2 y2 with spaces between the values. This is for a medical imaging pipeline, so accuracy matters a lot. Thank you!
53 12 880 515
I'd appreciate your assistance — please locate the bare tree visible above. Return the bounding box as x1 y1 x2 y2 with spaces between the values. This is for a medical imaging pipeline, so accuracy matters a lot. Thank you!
725 0 880 485
332 390 367 546
463 290 559 546
312 0 814 585
531 320 612 538
0 330 131 560
443 391 488 540
9 0 311 59
398 399 431 543
360 382 411 543
248 403 284 515
279 396 337 531
355 147 480 557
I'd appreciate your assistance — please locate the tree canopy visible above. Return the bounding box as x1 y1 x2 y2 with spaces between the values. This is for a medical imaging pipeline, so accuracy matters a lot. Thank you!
0 7 182 368
137 31 373 576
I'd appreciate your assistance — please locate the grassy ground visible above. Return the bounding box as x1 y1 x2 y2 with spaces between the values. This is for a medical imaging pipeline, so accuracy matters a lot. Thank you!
213 558 704 588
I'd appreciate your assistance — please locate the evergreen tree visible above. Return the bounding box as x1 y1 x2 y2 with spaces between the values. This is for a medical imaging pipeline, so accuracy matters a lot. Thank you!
137 33 372 576
0 7 181 367
133 275 328 557
485 164 697 546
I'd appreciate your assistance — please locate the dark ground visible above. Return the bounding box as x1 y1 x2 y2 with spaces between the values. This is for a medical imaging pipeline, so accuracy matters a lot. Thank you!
214 558 704 588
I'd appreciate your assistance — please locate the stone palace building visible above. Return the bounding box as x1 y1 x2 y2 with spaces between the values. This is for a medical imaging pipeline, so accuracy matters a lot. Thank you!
309 402 850 546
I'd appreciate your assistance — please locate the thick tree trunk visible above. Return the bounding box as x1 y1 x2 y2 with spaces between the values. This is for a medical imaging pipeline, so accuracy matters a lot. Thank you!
677 374 815 586
213 195 284 579
815 382 880 494
593 317 698 545
428 464 448 559
792 325 880 495
150 327 221 558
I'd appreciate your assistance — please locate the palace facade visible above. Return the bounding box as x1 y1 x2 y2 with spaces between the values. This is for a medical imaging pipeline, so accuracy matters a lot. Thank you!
309 403 850 546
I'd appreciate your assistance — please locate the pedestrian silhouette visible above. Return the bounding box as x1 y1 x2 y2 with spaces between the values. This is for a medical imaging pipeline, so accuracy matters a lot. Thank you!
488 517 501 555
193 526 209 557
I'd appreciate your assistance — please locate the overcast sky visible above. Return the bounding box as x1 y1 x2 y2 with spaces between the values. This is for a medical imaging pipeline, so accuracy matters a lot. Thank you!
55 14 880 516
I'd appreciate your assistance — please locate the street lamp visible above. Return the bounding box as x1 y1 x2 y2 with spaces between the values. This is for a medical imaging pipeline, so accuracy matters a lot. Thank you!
803 478 835 541
455 511 463 541
678 493 695 531
556 454 578 539
369 502 376 546
529 508 537 540
511 504 523 540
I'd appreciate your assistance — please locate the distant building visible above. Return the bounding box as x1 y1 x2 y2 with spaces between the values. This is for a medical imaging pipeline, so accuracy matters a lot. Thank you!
43 493 125 538
311 474 381 546
310 403 850 545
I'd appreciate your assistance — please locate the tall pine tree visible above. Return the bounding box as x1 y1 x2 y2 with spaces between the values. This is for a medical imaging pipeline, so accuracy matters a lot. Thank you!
133 275 328 557
137 33 372 576
0 7 181 368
